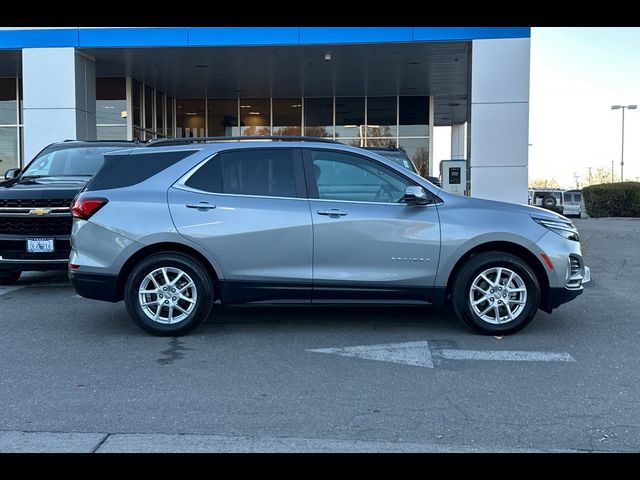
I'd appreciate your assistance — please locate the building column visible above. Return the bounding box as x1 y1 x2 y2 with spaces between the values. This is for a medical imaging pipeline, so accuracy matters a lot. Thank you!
22 47 96 161
470 38 530 204
451 123 466 160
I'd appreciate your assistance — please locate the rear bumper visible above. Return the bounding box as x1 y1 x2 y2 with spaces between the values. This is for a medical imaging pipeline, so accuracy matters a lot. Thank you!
69 270 120 302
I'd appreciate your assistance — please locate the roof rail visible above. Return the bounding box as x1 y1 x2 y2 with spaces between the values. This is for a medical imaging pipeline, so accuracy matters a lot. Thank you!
61 139 140 143
144 136 340 147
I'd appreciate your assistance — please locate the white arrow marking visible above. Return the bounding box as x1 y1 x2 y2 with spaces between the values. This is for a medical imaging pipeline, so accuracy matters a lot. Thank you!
436 349 576 362
308 341 576 368
308 340 434 368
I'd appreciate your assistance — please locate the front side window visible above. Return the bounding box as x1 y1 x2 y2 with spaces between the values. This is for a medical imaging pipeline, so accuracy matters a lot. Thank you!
21 146 122 177
185 148 297 198
311 150 411 203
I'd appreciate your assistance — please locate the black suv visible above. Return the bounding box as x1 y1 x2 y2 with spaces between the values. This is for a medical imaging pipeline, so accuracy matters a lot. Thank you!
0 140 138 284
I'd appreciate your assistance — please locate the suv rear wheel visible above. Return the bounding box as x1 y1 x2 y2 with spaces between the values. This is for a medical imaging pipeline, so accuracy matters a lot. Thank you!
0 271 21 285
124 253 214 336
451 252 540 335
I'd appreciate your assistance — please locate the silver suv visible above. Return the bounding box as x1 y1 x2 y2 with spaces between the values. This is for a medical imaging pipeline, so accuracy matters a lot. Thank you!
69 138 589 336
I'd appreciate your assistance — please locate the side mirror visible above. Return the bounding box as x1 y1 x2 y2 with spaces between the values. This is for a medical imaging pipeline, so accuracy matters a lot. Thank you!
4 168 20 180
404 186 430 205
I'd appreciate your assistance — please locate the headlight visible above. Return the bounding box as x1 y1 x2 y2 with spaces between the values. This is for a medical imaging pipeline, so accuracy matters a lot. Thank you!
532 216 580 242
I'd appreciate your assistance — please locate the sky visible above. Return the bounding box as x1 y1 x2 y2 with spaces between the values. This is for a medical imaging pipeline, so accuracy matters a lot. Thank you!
434 27 640 188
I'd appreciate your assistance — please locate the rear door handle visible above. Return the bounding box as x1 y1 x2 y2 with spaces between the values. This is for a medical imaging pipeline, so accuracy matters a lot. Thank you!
186 202 216 211
317 209 347 217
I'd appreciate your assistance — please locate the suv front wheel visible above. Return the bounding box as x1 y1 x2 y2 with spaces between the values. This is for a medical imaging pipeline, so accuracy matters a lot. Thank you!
451 252 540 335
124 253 214 336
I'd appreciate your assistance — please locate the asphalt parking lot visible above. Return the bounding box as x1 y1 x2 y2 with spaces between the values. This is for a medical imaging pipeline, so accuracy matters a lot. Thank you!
1 217 639 452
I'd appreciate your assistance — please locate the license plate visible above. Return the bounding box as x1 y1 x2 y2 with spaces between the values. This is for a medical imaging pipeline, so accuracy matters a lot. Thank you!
27 238 55 253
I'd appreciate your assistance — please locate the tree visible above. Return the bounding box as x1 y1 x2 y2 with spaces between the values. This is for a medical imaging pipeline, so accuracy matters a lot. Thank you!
582 166 617 187
529 178 561 189
411 147 430 177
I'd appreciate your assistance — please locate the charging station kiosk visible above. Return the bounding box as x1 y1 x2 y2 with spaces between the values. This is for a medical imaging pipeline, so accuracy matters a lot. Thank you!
439 160 467 196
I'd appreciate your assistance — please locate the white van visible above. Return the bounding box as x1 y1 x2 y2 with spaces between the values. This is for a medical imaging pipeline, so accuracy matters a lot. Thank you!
562 190 583 218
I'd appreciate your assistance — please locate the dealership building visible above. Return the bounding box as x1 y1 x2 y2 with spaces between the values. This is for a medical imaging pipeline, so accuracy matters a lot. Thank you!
0 27 530 203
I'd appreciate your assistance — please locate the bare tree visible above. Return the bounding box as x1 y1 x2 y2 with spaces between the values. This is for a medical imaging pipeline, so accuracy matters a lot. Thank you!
529 178 561 189
581 166 618 186
412 147 429 177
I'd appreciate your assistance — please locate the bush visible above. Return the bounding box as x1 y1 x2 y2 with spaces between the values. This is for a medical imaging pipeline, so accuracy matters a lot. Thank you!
582 182 640 218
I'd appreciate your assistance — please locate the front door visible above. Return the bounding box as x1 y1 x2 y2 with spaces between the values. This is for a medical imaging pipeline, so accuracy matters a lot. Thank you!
305 149 441 302
168 147 313 303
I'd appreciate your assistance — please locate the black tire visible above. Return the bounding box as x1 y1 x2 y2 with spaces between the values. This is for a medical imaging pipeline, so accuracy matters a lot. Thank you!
124 253 214 336
451 252 541 335
0 271 21 285
542 194 557 208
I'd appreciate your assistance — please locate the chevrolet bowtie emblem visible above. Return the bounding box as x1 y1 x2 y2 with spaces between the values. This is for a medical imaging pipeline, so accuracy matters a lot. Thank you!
29 208 51 216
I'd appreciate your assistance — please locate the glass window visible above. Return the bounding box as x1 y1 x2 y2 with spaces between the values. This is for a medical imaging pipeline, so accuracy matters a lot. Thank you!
335 97 364 140
399 138 429 177
156 91 164 135
0 78 17 125
97 125 127 141
0 127 18 175
133 127 144 141
176 99 205 138
96 78 126 125
311 150 410 203
166 97 174 138
185 148 297 198
207 99 239 136
21 146 120 177
399 96 429 137
272 98 301 136
132 80 142 127
144 85 154 130
574 193 582 202
19 79 23 125
367 96 397 138
240 99 270 136
304 98 333 137
367 148 416 173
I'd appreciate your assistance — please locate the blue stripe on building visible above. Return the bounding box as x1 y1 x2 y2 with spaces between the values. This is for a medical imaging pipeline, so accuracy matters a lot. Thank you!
0 27 531 50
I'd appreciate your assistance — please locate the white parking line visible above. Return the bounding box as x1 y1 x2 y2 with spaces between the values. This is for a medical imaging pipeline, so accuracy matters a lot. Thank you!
435 349 576 362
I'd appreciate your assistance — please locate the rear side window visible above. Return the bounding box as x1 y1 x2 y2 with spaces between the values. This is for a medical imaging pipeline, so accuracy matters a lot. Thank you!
185 148 297 198
86 150 197 191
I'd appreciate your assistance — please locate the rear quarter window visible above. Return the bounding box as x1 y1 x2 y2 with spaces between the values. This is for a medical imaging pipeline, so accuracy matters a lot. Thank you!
85 150 197 191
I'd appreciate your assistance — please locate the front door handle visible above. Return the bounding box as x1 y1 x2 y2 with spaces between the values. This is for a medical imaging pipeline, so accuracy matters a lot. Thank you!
186 202 216 211
317 209 347 217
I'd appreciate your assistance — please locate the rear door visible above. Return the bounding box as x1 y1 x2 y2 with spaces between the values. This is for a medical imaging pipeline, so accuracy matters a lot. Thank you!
563 192 574 215
168 147 313 303
304 148 441 302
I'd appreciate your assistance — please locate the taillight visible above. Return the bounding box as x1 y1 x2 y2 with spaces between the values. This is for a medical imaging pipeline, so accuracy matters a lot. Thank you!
71 197 108 220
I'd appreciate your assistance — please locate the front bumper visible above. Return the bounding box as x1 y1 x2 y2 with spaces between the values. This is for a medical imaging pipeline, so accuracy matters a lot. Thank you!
543 286 584 311
0 235 70 272
69 270 120 302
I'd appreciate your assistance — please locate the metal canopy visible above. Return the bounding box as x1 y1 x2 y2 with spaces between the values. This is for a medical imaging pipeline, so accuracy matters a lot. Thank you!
85 41 470 126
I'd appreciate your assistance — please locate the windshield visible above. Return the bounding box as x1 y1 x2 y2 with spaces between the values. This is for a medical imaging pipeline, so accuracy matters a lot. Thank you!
369 151 417 173
21 146 121 178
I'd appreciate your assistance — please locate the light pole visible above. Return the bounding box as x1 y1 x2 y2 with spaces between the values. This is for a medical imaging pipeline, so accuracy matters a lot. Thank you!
611 104 637 182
